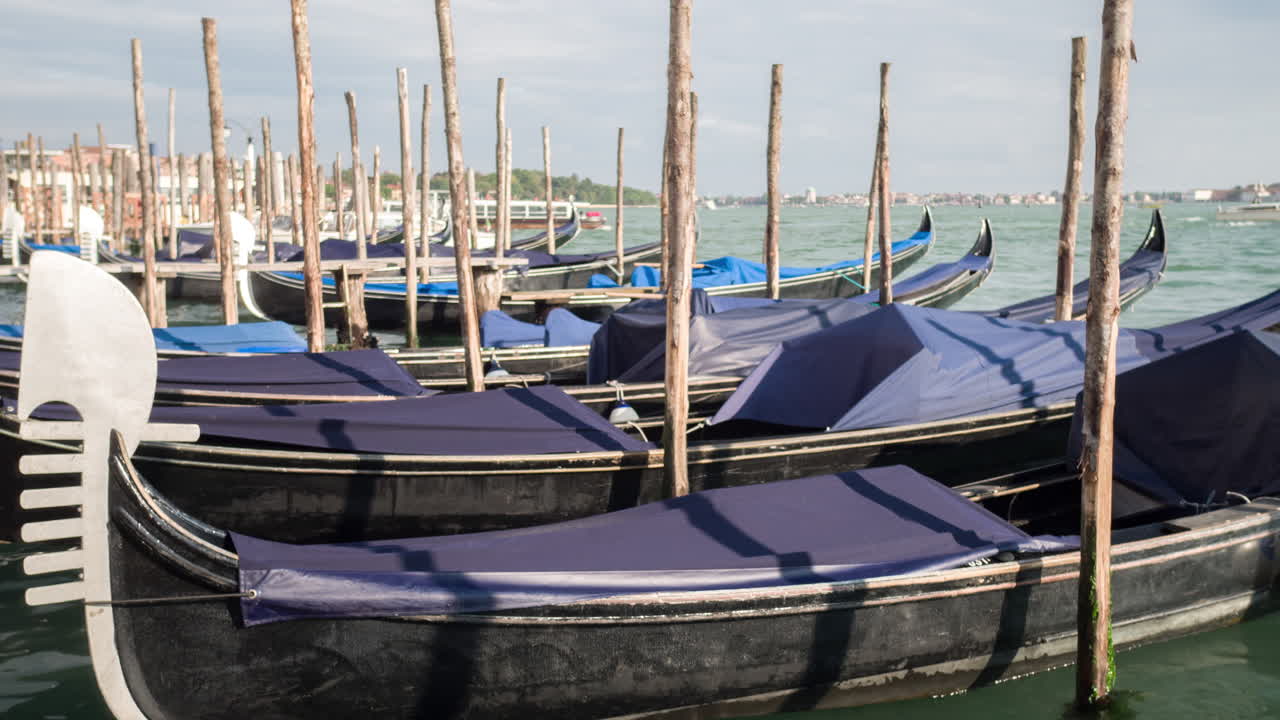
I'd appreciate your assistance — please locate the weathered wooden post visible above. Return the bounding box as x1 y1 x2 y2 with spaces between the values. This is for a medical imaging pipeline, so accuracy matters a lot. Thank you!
505 128 513 250
261 116 275 258
25 134 38 241
97 124 109 221
112 151 126 248
615 127 625 281
287 154 300 247
196 152 209 222
466 167 480 249
663 0 694 498
659 117 671 290
333 152 344 239
862 130 881 291
495 77 507 257
434 0 484 391
397 67 419 347
201 18 238 325
689 91 699 261
166 88 178 258
1076 0 1133 710
419 84 432 281
542 125 555 253
37 137 48 244
70 134 83 254
290 0 325 352
370 145 381 239
1057 36 1088 322
130 39 162 326
875 61 893 304
244 156 256 237
344 91 367 256
764 65 782 299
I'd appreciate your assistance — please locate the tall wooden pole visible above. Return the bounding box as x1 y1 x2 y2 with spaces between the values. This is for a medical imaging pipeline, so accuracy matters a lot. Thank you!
1056 36 1088 322
96 124 108 220
290 0 324 352
178 153 189 224
36 137 48 244
689 90 699 261
287 154 301 248
1076 0 1133 709
261 116 275 259
25 134 38 241
466 167 480 247
201 18 238 325
862 131 881 291
344 91 367 256
112 151 126 247
505 128 513 252
764 64 782 299
167 88 178 258
71 134 83 252
130 39 161 326
397 67 419 347
659 117 670 290
615 127 625 281
875 62 893 305
244 156 256 238
495 77 507 257
333 152 344 239
542 126 554 253
419 84 432 281
662 0 694 499
433 0 484 391
371 145 381 239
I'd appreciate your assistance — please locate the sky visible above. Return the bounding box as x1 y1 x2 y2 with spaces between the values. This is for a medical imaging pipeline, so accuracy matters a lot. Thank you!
1 0 1276 196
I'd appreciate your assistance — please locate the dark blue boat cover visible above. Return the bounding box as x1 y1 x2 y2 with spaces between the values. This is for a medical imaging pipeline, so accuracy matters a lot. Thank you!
0 321 308 354
544 308 601 347
857 248 992 305
146 385 648 455
586 290 718 383
152 349 427 397
1067 330 1280 506
232 465 1076 624
629 229 931 289
988 245 1165 323
710 289 1280 431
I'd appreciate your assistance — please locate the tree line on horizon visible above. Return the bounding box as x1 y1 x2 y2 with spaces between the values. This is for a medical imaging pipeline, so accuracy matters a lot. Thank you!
334 168 657 205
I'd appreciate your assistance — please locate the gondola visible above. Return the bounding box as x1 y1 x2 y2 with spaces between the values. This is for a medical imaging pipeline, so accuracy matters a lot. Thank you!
6 251 1276 545
14 301 1280 719
389 217 993 385
986 208 1167 322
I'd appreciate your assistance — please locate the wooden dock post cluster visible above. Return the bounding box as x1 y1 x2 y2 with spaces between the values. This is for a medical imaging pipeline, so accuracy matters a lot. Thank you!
662 0 695 498
1075 0 1134 710
1056 37 1088 322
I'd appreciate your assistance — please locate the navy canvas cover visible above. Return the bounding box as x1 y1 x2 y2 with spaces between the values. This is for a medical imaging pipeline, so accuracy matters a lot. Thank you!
0 321 307 354
1067 330 1280 506
152 349 428 397
586 289 717 383
145 385 649 455
543 308 601 347
711 289 1280 432
480 310 544 348
232 465 1076 624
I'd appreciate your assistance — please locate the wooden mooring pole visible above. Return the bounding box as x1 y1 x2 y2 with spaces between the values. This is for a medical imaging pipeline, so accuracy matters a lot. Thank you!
345 91 367 256
25 134 38 242
289 0 325 352
615 127 625 281
875 61 893 304
419 84 432 282
1056 36 1088 322
167 88 178 258
131 39 162 327
288 154 300 248
202 18 238 325
371 145 381 240
466 167 480 250
495 77 507 257
97 124 109 222
662 0 694 498
1075 0 1133 710
37 137 48 244
70 134 82 253
334 152 344 239
434 0 484 391
397 67 419 347
261 116 275 258
862 123 881 291
764 63 782 300
112 150 126 248
542 126 554 253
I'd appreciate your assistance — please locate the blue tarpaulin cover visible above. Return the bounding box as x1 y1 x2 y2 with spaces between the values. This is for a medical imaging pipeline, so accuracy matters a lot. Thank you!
586 290 718 383
544 308 601 347
0 321 308 354
232 465 1076 624
1068 329 1280 506
2 348 424 397
629 229 931 289
480 309 601 348
711 289 1280 432
144 385 648 455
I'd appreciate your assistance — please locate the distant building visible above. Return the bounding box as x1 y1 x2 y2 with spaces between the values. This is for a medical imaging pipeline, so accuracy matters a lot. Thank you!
1182 189 1213 202
804 187 817 204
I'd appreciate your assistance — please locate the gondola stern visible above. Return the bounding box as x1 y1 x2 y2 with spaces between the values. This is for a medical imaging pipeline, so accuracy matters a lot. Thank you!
969 218 995 260
1139 208 1167 254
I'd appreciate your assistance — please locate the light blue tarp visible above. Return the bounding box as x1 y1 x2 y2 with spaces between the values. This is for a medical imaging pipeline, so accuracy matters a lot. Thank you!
0 321 308 354
629 229 932 289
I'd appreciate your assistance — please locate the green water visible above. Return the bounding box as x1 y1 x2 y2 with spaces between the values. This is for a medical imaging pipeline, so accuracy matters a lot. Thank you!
1 202 1277 718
